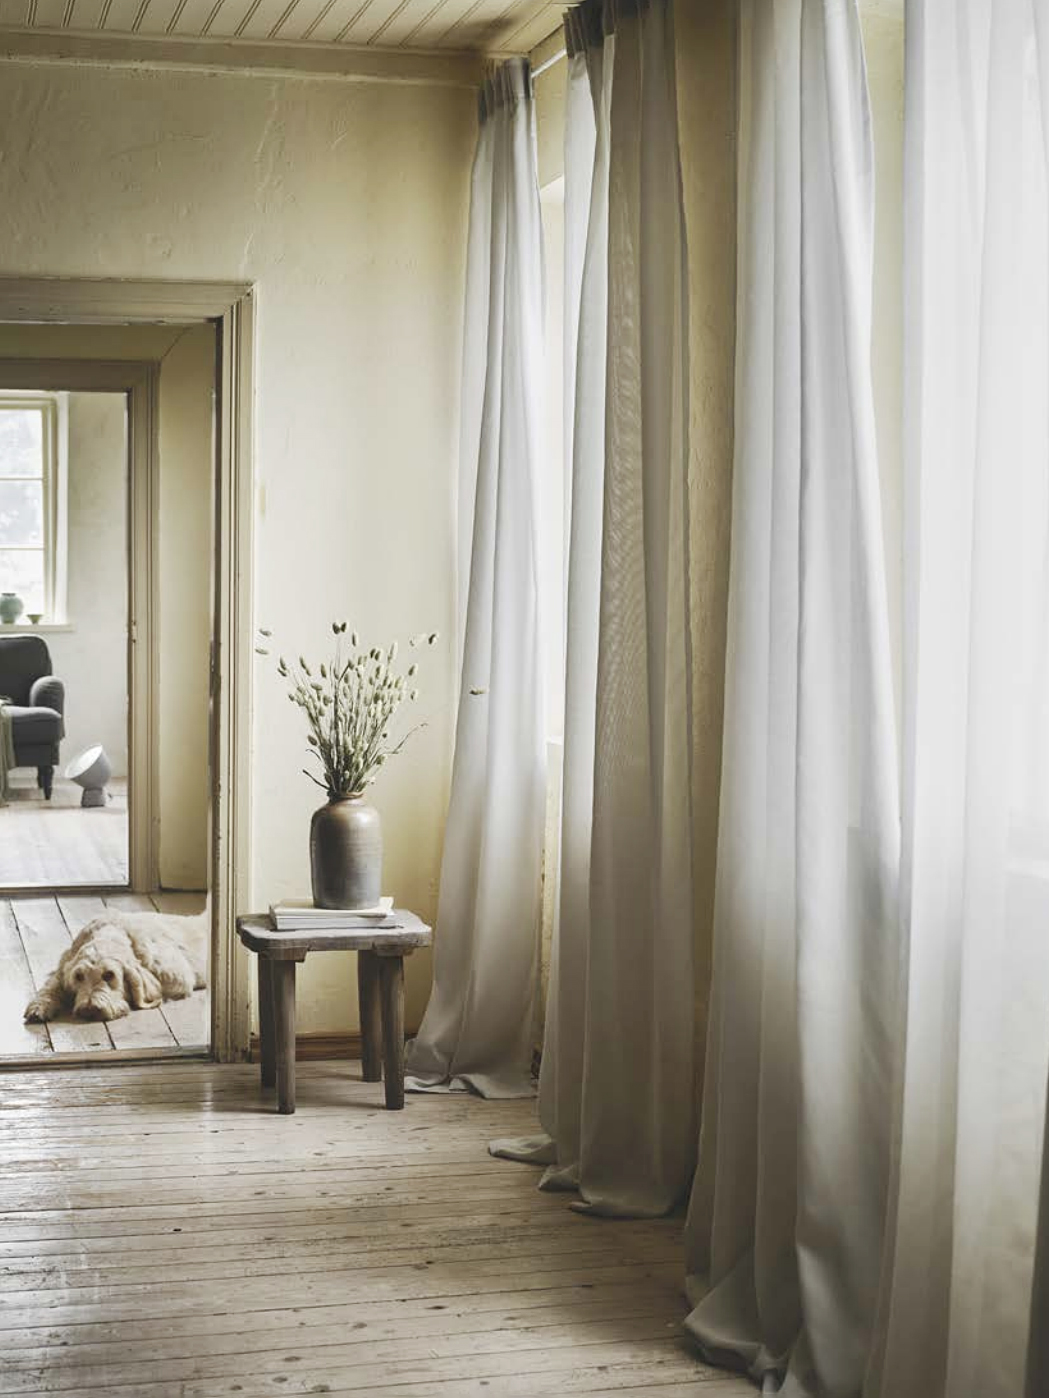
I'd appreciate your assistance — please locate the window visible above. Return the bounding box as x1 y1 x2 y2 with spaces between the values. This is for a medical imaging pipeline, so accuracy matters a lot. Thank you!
0 397 61 621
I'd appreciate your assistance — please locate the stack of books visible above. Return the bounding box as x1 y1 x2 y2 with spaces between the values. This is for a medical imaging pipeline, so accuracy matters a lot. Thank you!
268 897 398 931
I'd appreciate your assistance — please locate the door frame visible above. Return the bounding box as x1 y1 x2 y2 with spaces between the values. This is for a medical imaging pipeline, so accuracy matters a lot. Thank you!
0 278 256 1063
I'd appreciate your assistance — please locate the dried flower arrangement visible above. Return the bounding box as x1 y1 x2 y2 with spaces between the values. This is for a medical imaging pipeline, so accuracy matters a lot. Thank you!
257 622 438 801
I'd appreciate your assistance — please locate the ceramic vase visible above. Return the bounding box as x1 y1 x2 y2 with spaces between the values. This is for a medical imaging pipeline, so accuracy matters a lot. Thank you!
0 593 23 625
310 794 382 909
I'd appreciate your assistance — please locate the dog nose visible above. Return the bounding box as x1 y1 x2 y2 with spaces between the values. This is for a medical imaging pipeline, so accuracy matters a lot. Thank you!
76 1004 105 1021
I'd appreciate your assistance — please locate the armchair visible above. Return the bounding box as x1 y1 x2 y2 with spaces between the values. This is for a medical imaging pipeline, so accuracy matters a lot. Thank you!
0 636 66 800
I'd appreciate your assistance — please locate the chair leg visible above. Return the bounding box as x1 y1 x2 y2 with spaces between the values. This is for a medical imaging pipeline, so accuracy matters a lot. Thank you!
379 955 406 1111
273 960 297 1115
357 950 383 1083
258 956 276 1089
37 766 53 800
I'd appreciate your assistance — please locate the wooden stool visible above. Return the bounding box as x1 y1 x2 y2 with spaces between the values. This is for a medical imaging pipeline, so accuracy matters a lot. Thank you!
236 912 432 1114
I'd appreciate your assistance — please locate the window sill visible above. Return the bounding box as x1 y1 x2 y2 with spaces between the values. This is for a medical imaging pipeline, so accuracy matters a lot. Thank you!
0 622 74 634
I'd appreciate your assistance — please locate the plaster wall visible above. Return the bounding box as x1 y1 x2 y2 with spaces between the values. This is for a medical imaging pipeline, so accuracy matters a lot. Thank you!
534 49 567 190
0 57 476 1033
156 323 214 891
50 392 129 779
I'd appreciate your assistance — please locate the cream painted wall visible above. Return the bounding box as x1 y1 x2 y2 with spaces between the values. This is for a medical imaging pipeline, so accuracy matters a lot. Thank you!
0 58 475 1035
157 324 214 891
534 52 567 190
49 393 129 780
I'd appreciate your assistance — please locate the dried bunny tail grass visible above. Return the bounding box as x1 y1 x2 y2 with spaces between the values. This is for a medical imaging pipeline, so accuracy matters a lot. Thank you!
268 622 437 799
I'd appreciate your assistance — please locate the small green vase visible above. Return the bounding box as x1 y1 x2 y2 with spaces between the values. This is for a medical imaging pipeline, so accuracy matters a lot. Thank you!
0 593 23 625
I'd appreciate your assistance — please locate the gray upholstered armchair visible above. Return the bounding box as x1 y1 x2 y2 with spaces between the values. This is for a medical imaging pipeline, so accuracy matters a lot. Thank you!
0 636 65 800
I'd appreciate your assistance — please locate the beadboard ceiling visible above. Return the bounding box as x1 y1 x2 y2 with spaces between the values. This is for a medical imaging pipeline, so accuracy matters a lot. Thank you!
0 0 564 54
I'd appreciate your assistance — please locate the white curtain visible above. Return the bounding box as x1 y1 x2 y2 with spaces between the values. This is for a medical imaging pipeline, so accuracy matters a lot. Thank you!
873 3 1049 1395
493 0 695 1218
405 58 546 1100
520 7 602 1183
687 1 1049 1395
684 0 901 1392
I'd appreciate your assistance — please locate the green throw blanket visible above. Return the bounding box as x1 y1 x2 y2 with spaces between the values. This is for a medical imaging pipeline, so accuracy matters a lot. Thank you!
0 699 13 806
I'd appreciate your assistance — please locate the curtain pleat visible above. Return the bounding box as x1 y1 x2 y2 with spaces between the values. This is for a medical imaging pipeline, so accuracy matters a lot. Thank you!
687 1 1049 1395
873 3 1049 1394
532 29 602 1183
683 2 901 1392
492 0 695 1219
405 58 547 1100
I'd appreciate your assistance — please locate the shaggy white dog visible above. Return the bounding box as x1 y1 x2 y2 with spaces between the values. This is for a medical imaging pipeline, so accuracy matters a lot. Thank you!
24 910 208 1024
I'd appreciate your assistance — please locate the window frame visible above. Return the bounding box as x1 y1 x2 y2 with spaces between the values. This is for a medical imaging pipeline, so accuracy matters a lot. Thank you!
0 392 67 623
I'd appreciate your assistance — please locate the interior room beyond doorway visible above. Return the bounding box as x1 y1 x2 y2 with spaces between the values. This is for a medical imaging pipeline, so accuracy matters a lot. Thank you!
0 320 218 1062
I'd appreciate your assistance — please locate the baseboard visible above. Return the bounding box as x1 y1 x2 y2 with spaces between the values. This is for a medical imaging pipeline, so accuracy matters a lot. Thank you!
247 1030 418 1063
248 1031 359 1062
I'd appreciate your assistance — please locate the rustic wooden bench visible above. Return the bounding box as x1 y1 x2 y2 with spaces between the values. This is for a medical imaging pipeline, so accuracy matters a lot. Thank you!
236 912 432 1115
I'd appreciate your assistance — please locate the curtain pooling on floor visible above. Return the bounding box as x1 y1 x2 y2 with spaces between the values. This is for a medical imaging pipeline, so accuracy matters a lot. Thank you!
492 0 696 1219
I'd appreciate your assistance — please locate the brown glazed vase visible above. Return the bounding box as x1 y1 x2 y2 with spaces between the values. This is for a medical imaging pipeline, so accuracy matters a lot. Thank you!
309 794 382 909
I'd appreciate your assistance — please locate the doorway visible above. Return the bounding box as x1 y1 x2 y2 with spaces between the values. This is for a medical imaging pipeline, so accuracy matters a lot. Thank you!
0 386 131 889
0 281 254 1066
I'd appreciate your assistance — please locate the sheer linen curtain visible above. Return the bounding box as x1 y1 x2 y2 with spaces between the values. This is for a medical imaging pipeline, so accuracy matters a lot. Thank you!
405 59 546 1100
874 4 1049 1396
520 6 603 1184
493 0 695 1219
683 1 901 1393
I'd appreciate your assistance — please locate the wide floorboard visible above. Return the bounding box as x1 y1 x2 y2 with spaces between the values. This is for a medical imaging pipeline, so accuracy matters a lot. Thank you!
0 1061 752 1397
0 893 209 1059
0 776 129 889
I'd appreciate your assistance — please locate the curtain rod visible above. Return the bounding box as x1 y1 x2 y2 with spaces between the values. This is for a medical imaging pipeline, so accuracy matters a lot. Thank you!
532 45 567 78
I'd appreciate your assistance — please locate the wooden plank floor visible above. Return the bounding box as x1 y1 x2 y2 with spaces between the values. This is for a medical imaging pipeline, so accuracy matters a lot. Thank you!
0 1062 751 1397
0 776 129 889
0 893 209 1060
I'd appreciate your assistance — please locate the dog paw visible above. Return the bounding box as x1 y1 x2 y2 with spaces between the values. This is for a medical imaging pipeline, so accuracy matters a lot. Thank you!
24 998 51 1023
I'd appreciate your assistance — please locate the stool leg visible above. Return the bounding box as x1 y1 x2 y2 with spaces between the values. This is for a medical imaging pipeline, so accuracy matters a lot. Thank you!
357 951 382 1083
273 960 297 1115
258 957 276 1089
379 955 405 1110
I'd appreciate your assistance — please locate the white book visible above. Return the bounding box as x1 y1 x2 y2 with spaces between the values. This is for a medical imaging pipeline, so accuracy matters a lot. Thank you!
269 896 396 930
